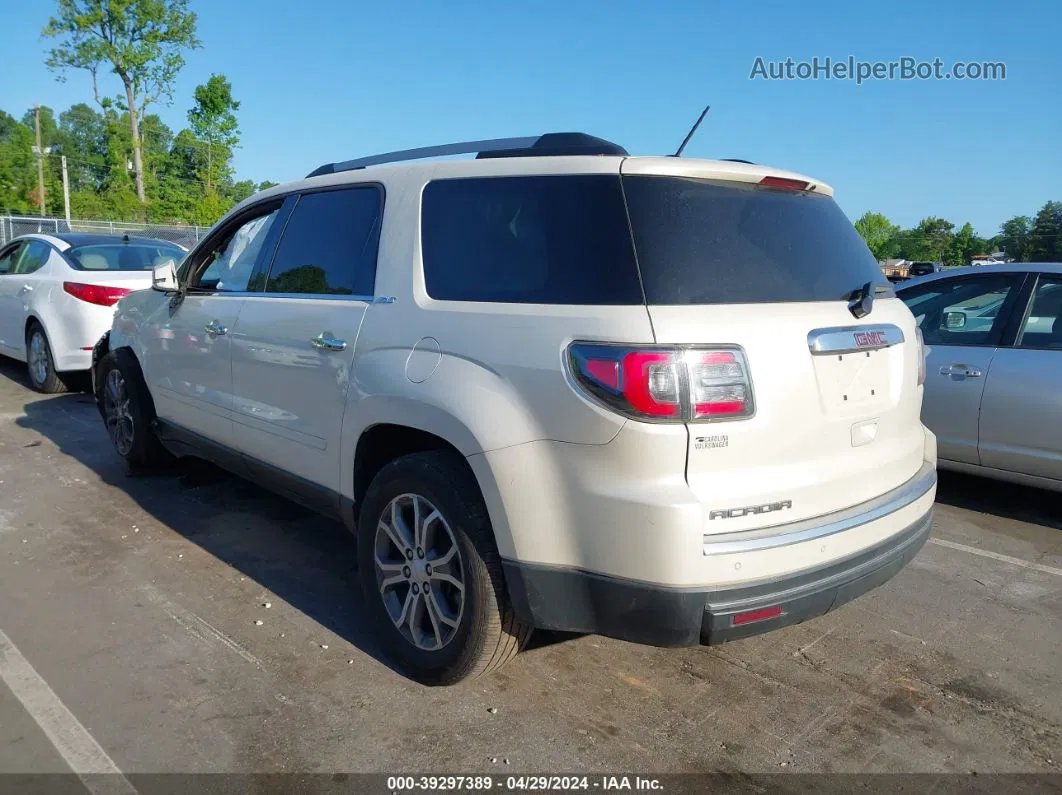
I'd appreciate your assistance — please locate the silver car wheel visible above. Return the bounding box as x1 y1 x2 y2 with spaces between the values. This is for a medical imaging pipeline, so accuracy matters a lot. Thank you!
28 331 49 386
374 493 465 652
102 369 135 456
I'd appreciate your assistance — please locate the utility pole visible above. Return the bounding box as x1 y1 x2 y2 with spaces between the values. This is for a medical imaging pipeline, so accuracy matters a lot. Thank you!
33 106 46 217
61 155 71 227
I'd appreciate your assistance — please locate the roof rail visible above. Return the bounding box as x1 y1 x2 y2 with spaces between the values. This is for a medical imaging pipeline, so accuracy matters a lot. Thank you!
305 132 628 178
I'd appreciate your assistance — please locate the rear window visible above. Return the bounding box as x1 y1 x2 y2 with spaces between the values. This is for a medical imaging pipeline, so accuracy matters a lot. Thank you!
421 175 643 304
623 176 888 304
67 242 185 272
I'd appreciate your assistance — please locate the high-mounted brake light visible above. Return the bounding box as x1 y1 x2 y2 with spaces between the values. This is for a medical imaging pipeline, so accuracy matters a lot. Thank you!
63 282 132 307
758 176 810 192
568 344 754 423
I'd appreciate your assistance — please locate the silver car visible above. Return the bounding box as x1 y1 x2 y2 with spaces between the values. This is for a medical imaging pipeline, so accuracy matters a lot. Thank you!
898 263 1062 491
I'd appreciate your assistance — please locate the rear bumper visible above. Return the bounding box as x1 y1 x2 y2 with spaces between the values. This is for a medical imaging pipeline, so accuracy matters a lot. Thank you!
503 500 933 647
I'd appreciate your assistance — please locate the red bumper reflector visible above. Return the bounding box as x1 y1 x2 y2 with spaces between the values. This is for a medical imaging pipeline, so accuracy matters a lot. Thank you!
731 605 783 626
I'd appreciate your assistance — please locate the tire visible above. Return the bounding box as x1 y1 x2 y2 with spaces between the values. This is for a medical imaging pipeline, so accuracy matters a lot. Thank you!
25 322 68 394
357 451 532 685
95 348 173 471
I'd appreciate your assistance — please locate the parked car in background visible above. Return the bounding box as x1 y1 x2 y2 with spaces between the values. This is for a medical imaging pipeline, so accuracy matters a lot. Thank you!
92 132 936 685
897 263 1062 491
907 262 943 278
0 233 185 392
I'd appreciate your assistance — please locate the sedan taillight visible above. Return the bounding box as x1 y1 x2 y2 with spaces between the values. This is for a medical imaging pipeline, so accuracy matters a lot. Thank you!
568 343 755 423
63 282 132 307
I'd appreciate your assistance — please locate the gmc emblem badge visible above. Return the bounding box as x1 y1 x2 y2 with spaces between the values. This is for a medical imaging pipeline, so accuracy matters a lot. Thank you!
853 330 887 348
709 500 793 520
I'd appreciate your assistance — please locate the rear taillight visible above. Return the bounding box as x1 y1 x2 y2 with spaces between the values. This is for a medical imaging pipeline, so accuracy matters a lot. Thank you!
568 343 754 423
916 327 928 386
63 282 132 307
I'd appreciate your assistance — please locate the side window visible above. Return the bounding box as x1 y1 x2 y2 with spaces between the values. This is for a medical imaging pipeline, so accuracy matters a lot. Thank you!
264 187 382 296
13 241 51 275
0 243 23 275
1017 277 1062 350
899 275 1018 346
421 175 642 305
192 208 281 292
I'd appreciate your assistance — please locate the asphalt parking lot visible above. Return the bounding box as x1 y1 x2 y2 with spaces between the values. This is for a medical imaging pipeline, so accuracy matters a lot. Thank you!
0 356 1059 782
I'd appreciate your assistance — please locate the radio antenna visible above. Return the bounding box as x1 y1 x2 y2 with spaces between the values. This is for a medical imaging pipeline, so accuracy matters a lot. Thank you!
673 104 711 157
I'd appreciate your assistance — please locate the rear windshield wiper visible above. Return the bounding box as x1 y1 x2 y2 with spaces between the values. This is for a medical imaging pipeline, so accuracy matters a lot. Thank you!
845 281 891 318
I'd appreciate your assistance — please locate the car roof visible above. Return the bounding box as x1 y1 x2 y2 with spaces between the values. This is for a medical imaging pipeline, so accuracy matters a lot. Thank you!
52 232 184 248
239 153 834 220
6 232 184 250
897 263 1062 288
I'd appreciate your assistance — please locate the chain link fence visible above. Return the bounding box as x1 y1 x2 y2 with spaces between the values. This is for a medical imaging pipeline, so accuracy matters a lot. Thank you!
0 215 210 250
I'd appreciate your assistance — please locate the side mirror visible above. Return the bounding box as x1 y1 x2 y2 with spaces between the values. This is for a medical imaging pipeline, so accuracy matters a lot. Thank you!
152 260 179 292
942 310 967 330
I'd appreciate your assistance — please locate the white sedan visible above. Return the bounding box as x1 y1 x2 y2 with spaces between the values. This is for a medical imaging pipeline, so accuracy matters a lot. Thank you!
0 233 186 392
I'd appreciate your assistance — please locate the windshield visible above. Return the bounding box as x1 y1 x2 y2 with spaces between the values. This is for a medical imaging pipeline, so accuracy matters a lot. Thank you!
622 176 889 304
66 242 185 272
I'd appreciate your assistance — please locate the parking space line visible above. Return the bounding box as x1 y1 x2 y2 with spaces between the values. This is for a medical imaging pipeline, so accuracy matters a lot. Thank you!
929 537 1062 577
0 627 138 795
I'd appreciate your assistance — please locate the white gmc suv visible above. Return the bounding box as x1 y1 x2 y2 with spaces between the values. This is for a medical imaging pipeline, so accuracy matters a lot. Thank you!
92 133 937 685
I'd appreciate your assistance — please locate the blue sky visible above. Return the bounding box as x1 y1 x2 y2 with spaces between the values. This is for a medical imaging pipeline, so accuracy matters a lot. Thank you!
2 0 1059 236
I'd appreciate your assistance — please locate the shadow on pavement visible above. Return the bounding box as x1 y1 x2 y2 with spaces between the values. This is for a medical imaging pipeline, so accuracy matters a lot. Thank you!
5 357 403 677
2 355 574 680
933 469 1061 532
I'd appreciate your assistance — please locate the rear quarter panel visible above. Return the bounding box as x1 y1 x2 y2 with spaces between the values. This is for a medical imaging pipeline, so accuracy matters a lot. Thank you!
338 164 659 551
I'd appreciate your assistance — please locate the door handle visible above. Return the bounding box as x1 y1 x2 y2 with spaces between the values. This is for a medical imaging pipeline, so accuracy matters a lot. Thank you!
939 363 983 378
203 320 228 337
19 284 32 294
311 334 347 352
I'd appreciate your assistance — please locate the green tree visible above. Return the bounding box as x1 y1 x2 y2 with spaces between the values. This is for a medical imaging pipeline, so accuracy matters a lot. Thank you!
998 216 1032 261
43 0 200 204
187 73 240 195
1027 201 1062 263
914 217 954 262
892 228 934 261
58 103 108 192
226 179 256 205
944 222 989 266
0 111 36 213
191 190 226 226
854 211 900 261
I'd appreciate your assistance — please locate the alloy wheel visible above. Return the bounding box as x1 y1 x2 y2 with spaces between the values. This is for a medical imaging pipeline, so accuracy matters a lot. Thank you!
374 493 465 651
102 369 135 456
28 332 49 386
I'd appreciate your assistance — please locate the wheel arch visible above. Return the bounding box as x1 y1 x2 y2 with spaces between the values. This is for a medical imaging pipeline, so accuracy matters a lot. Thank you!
352 423 476 514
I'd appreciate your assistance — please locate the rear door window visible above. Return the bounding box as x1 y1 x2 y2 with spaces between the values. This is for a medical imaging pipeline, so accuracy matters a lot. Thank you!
622 176 889 304
264 186 382 296
0 243 23 274
421 175 643 304
14 241 50 274
1017 277 1062 349
898 274 1021 346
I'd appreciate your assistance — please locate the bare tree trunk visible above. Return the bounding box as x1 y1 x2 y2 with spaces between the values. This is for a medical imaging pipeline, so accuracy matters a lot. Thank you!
124 81 146 204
